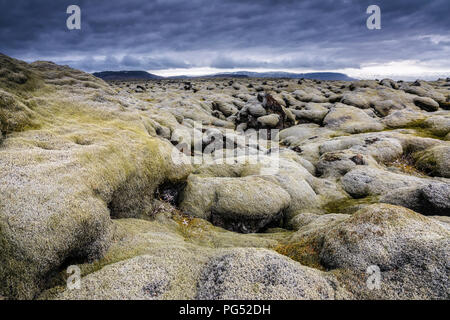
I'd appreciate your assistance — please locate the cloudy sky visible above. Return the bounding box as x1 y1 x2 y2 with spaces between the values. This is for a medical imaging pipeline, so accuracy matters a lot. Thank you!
0 0 449 79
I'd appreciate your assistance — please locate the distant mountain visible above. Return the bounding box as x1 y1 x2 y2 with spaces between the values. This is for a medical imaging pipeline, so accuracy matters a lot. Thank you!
165 75 189 79
201 71 355 81
93 70 355 81
166 74 249 79
167 71 355 81
203 73 249 79
92 71 163 81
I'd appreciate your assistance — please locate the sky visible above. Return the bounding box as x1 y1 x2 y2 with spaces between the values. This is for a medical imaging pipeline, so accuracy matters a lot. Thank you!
0 0 449 80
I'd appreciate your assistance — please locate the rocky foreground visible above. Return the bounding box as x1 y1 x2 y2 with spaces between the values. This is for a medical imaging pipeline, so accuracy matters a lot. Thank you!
0 54 449 300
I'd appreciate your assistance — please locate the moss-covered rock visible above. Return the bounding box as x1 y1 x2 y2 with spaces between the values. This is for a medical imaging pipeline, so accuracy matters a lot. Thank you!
38 217 289 300
196 248 348 300
0 54 44 94
380 182 450 216
1 54 449 300
424 115 450 137
180 175 291 233
291 102 330 124
180 153 320 230
0 56 192 299
382 109 428 128
0 54 47 138
323 104 384 134
342 167 418 198
414 144 450 178
413 96 440 112
340 92 371 109
319 204 449 299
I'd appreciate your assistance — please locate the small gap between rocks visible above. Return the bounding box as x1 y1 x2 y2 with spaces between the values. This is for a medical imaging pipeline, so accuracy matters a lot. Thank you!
154 181 186 207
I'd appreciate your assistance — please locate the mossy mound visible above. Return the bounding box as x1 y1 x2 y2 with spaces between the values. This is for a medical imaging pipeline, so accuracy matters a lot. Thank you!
414 144 450 178
0 55 192 299
0 89 40 137
320 204 449 299
0 54 48 138
273 238 324 271
0 54 44 94
1 54 449 300
38 216 292 300
324 196 379 214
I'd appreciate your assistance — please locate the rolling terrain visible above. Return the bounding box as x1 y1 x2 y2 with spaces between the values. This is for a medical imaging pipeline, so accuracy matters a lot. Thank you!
0 53 449 300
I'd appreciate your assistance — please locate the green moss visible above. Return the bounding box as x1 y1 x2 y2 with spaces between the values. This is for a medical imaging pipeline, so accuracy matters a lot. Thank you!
0 90 42 135
273 237 325 271
1 55 197 299
324 196 379 214
0 220 41 299
170 210 284 249
385 150 428 177
405 127 445 140
403 118 427 128
414 150 438 176
0 55 44 95
329 131 351 138
81 245 149 277
174 213 213 244
37 243 151 300
39 218 160 294
383 119 446 140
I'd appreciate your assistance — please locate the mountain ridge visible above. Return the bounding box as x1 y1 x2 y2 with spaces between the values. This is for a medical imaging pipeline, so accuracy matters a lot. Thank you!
92 70 163 80
93 70 356 81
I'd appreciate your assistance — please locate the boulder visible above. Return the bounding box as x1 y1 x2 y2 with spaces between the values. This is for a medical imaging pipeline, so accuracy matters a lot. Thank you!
381 182 450 216
320 204 449 299
379 79 399 89
382 109 427 128
340 92 370 109
413 96 439 112
288 212 350 233
257 114 280 128
292 103 329 123
247 104 266 117
260 158 320 219
197 248 343 300
316 150 368 178
424 116 450 137
414 144 450 178
341 167 426 198
212 101 238 117
180 175 291 233
371 99 403 116
53 254 182 300
323 104 384 134
279 123 335 148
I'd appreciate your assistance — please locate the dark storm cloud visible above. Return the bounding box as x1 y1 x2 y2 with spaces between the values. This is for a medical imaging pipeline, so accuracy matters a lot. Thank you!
0 0 449 73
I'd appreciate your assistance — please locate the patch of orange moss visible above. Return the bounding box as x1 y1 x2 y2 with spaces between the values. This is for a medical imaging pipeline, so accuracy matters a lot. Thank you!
273 239 325 271
172 212 210 242
386 152 427 177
